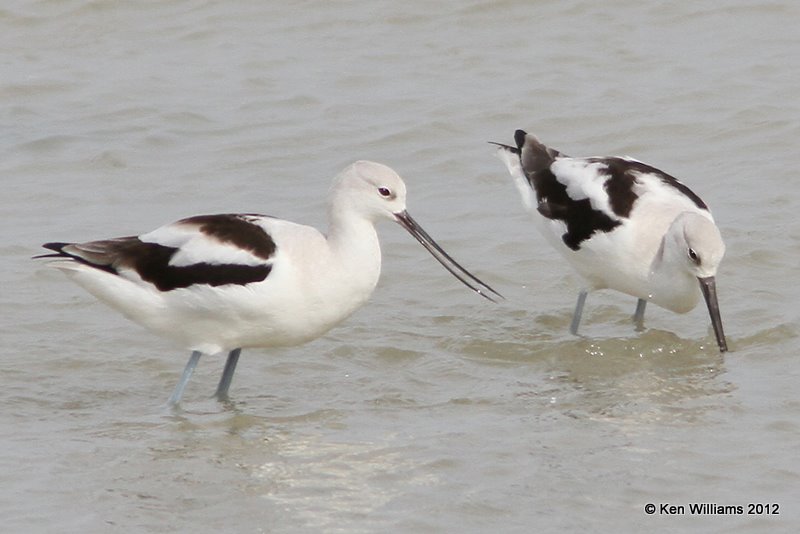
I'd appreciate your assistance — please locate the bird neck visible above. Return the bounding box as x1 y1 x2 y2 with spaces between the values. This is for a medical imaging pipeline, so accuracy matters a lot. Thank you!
646 228 700 312
326 207 382 273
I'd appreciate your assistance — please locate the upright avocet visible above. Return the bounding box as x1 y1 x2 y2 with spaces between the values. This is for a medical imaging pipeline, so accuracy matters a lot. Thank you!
495 129 727 352
38 161 501 404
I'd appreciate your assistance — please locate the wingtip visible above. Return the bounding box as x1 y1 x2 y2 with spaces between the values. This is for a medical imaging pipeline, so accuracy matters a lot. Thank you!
488 140 519 154
42 242 69 253
33 242 71 260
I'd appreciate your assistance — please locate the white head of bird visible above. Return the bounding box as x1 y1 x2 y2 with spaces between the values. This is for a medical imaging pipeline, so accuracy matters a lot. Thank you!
656 211 725 308
649 210 727 352
664 212 725 280
328 160 408 224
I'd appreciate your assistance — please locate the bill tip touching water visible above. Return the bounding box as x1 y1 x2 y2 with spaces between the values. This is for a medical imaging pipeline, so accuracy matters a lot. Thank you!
36 160 500 404
494 128 728 353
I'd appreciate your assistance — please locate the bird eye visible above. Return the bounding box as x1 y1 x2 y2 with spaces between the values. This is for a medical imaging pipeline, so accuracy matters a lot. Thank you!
688 248 699 263
378 187 392 198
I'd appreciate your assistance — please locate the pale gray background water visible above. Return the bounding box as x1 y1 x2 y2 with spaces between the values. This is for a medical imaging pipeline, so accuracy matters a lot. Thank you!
2 1 799 532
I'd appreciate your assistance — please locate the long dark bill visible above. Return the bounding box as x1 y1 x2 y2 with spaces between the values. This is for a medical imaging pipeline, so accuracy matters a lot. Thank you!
698 276 728 352
395 210 503 303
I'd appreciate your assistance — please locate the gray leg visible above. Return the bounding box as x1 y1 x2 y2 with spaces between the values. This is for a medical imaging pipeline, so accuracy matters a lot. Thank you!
569 290 588 335
215 348 242 400
633 298 647 331
168 351 202 406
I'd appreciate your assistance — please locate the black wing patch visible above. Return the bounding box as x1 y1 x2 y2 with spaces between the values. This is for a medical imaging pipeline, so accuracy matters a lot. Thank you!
41 239 272 291
590 157 639 218
514 130 622 251
179 214 277 260
511 130 708 250
40 213 277 292
590 157 708 213
122 240 273 291
531 174 623 251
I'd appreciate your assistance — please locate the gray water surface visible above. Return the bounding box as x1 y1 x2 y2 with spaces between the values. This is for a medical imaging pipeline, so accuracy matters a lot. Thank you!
3 1 799 532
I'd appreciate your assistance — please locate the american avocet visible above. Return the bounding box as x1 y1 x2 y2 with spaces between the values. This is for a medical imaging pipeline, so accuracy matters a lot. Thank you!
494 129 727 352
38 161 502 404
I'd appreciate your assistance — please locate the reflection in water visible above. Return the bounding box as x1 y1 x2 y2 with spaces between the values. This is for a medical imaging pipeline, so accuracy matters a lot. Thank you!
450 309 735 426
252 435 436 531
148 409 439 531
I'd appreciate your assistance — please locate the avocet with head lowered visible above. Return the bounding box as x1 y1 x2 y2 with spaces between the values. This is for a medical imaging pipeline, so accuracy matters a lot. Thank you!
495 129 727 352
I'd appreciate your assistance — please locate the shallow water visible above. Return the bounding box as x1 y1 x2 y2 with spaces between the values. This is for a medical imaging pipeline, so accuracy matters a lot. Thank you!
3 0 800 532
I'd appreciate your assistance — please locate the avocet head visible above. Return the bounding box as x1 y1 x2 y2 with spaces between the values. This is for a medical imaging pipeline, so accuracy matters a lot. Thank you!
329 160 409 222
667 212 727 352
330 161 502 302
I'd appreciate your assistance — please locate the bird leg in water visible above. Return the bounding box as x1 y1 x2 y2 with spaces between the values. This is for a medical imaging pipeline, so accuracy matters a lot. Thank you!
215 348 242 400
569 289 588 335
168 351 202 406
633 298 647 331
